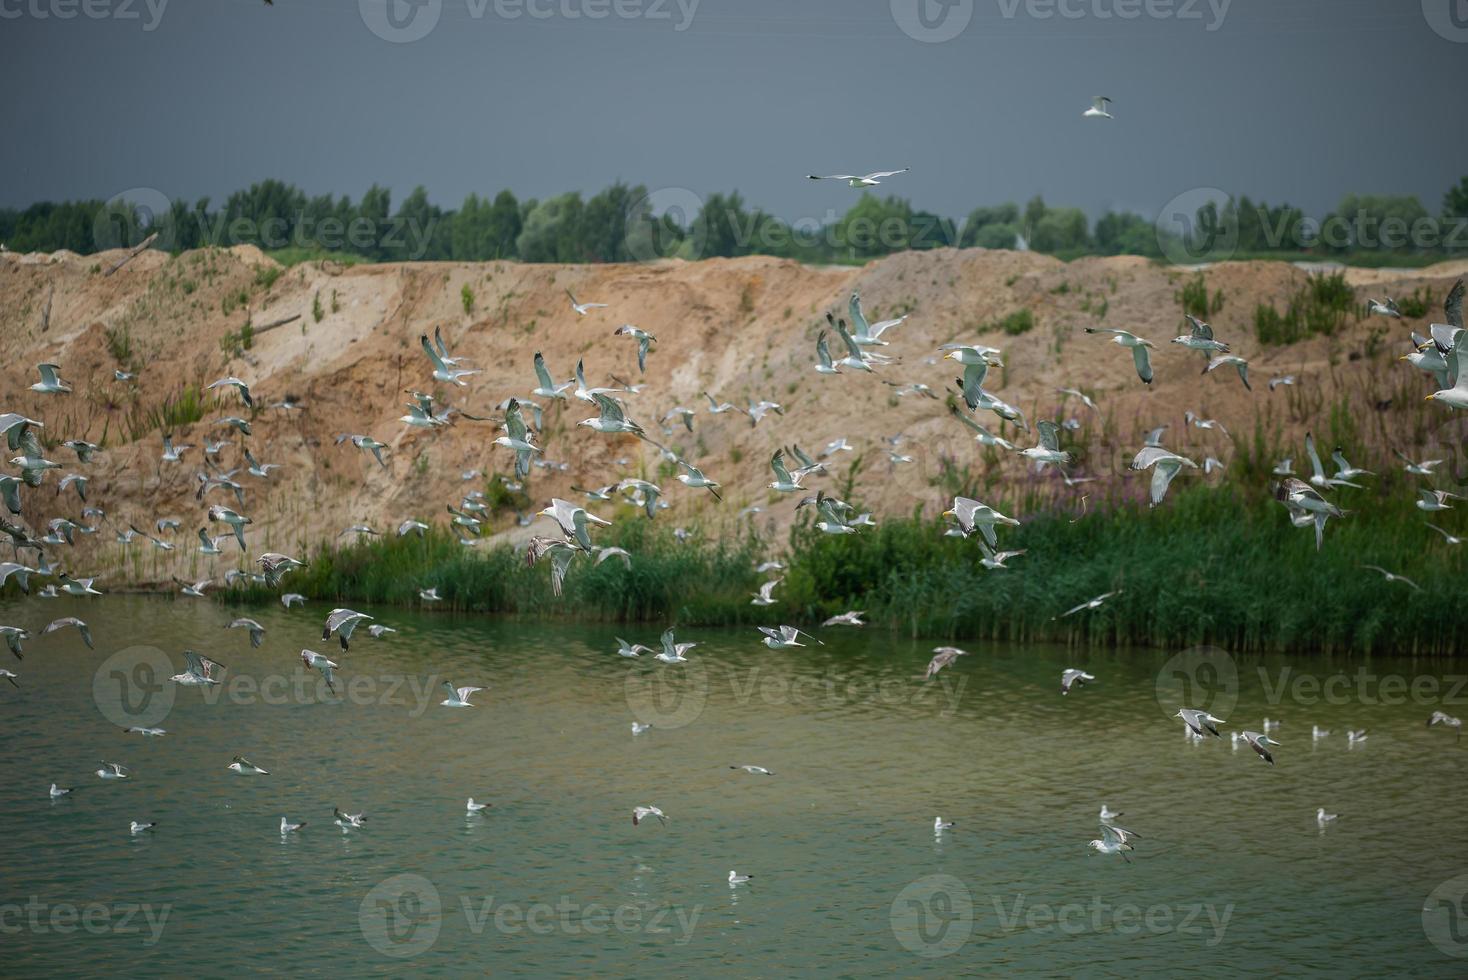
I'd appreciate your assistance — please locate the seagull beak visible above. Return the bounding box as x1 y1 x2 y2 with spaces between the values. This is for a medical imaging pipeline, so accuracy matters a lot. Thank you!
1425 394 1435 401
941 510 954 519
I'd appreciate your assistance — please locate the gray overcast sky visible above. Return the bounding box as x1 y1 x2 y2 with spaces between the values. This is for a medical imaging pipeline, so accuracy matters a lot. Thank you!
1 0 1463 223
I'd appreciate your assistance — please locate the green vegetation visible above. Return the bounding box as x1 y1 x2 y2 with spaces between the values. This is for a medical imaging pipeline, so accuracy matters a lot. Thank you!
122 384 214 441
993 309 1035 336
1178 272 1223 320
1254 272 1355 345
8 175 1464 267
312 291 324 323
220 320 254 356
224 480 1467 655
254 265 283 290
461 283 475 314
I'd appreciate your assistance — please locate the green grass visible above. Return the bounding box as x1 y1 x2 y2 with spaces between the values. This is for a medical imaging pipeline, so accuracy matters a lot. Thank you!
992 309 1034 336
263 247 374 268
1254 271 1355 345
122 384 217 442
222 481 1468 655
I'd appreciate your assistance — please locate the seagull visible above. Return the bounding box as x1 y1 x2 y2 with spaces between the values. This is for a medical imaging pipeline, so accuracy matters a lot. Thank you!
170 650 224 686
1061 668 1095 695
226 617 266 648
676 460 722 501
0 625 28 659
281 817 307 835
538 498 610 552
1312 725 1330 740
1175 707 1226 738
206 376 254 408
807 168 909 188
1426 343 1468 408
441 682 483 707
1396 451 1444 477
333 807 367 832
632 806 667 826
124 726 166 737
758 625 821 650
256 553 306 588
950 407 1016 450
847 292 909 346
1059 590 1122 618
566 289 608 316
1417 489 1462 512
42 616 93 649
767 449 805 494
980 548 1027 570
1099 804 1123 823
1316 807 1339 826
731 765 775 775
631 721 651 735
572 359 623 404
728 871 753 886
1204 354 1252 391
925 647 968 679
613 636 648 657
130 820 157 834
0 668 17 688
934 817 955 832
228 756 269 775
613 325 657 373
300 649 338 693
367 624 396 638
30 363 72 394
1173 319 1230 363
96 762 129 780
467 798 490 813
207 505 251 551
1275 478 1346 550
1331 449 1373 483
822 611 866 627
655 629 696 664
813 331 841 375
1019 420 1072 468
1347 729 1368 744
751 578 781 606
175 577 211 598
50 783 71 798
579 393 645 437
1429 711 1462 737
1082 95 1113 119
1367 297 1401 318
1239 731 1280 765
336 433 389 468
1087 830 1132 863
1269 375 1297 391
1085 328 1154 383
1360 565 1422 592
420 334 479 386
419 587 442 602
494 399 541 480
322 608 372 650
941 496 1019 547
1130 446 1197 506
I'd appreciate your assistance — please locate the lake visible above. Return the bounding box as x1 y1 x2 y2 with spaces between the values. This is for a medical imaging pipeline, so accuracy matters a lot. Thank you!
2 595 1466 976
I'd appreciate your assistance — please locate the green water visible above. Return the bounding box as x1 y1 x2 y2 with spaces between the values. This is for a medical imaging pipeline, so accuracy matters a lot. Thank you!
2 595 1466 976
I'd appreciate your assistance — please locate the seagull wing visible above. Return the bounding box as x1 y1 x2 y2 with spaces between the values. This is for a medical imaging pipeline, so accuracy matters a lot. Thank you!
1132 344 1153 384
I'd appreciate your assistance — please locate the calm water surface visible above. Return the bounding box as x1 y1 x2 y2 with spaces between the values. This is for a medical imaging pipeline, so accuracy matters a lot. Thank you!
2 596 1466 976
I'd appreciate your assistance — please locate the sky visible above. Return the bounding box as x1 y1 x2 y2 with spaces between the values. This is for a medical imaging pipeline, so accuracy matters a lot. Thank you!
1 0 1464 226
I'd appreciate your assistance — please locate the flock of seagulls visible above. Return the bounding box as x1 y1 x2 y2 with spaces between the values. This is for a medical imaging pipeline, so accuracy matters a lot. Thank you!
0 148 1463 893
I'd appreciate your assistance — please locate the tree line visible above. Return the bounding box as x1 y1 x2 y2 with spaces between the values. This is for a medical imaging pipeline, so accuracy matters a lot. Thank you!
2 176 1465 265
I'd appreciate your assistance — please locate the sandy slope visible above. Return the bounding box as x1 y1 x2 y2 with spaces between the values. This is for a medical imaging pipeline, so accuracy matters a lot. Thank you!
2 244 1464 586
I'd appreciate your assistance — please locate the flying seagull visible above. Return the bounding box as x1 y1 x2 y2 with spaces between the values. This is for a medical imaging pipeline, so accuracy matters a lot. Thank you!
1085 328 1154 383
807 168 909 188
925 647 967 679
1130 446 1198 506
1061 668 1095 695
322 608 373 650
632 805 667 826
1082 96 1113 119
566 289 608 316
1059 590 1121 618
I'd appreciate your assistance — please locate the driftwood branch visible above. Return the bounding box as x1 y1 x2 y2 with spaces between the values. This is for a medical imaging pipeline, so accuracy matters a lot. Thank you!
103 233 158 277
